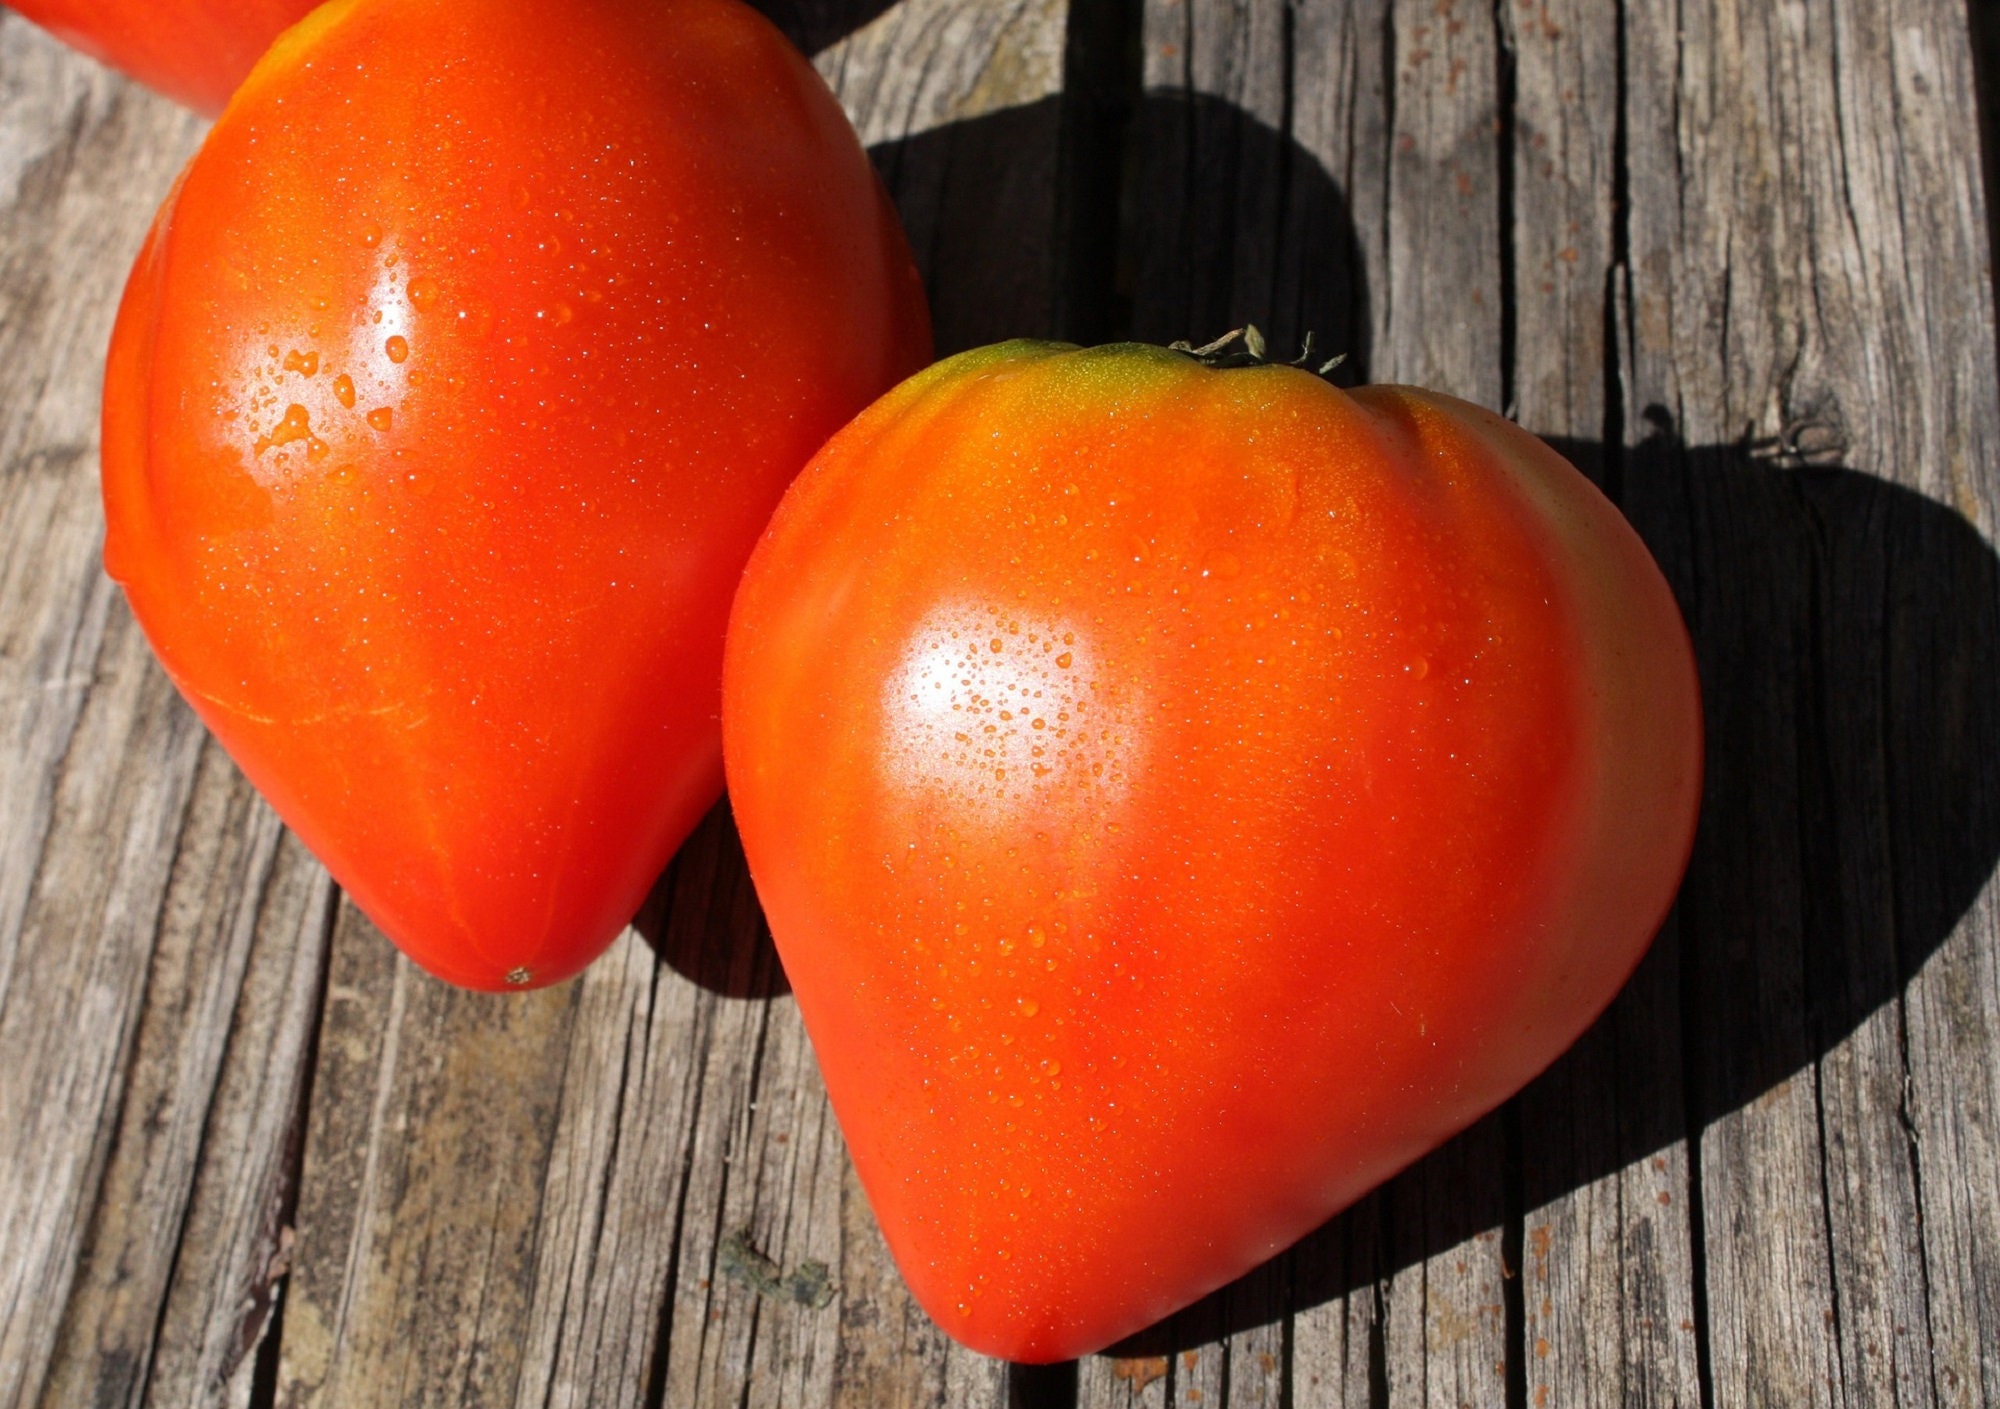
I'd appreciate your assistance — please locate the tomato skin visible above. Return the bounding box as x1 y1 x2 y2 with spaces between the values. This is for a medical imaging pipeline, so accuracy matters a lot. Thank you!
103 0 930 990
723 342 1701 1360
9 0 317 114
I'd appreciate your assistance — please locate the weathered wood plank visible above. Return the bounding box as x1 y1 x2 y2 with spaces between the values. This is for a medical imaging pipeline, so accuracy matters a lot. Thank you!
1502 0 1705 1404
1375 1 1513 1403
1621 0 2000 1404
1287 1209 1387 1409
272 906 578 1409
38 750 334 1409
0 22 340 1409
5 0 2000 1403
1128 0 1379 371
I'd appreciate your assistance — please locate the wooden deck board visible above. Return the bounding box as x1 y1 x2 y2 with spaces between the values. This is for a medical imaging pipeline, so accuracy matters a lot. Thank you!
3 0 1999 1403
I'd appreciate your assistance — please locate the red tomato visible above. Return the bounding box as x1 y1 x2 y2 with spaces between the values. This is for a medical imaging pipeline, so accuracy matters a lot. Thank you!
102 0 930 989
723 341 1701 1361
10 0 318 114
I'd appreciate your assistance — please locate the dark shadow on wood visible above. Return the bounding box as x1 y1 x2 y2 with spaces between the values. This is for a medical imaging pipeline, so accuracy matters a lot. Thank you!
746 0 903 57
1106 424 2000 1354
633 800 790 1000
1125 100 1374 385
865 91 1364 362
1008 1357 1080 1407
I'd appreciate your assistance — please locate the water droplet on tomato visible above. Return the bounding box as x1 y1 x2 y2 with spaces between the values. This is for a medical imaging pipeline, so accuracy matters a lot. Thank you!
332 373 356 409
407 276 439 312
1018 997 1040 1018
253 402 316 457
282 348 319 377
384 335 409 363
360 222 382 247
1406 655 1430 680
454 302 494 340
367 407 393 431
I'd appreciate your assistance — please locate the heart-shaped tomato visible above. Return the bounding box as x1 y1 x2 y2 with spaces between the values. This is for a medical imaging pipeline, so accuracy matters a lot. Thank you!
723 341 1701 1361
102 0 930 989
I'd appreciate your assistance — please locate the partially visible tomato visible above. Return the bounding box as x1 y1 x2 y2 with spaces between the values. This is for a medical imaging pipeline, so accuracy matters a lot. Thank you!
102 0 929 989
723 340 1701 1361
10 0 318 114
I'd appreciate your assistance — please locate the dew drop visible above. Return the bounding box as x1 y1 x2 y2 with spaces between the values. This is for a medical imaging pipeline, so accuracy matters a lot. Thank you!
253 402 315 457
454 302 494 340
407 276 439 312
367 407 394 432
384 335 409 363
1018 997 1040 1018
1055 652 1073 669
282 348 319 377
332 373 356 409
1407 655 1430 680
360 221 382 247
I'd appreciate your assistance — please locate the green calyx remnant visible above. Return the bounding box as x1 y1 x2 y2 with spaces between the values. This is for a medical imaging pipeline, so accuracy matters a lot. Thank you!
1168 325 1348 376
718 1226 837 1309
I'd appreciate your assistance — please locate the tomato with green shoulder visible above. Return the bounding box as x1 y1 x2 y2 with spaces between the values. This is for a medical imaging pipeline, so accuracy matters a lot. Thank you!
722 338 1701 1361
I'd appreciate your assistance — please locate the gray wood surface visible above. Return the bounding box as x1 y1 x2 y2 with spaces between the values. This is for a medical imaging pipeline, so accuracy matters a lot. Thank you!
3 0 1999 1403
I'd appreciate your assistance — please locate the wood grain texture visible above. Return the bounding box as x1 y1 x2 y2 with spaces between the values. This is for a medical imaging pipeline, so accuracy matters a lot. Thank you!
4 0 2000 1402
39 761 334 1409
1620 0 2000 1403
1376 2 1512 1403
1504 0 1704 1404
0 20 341 1409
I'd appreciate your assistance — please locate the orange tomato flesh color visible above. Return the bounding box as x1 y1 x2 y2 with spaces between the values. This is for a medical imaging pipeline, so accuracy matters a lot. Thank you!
9 0 318 114
723 342 1701 1360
